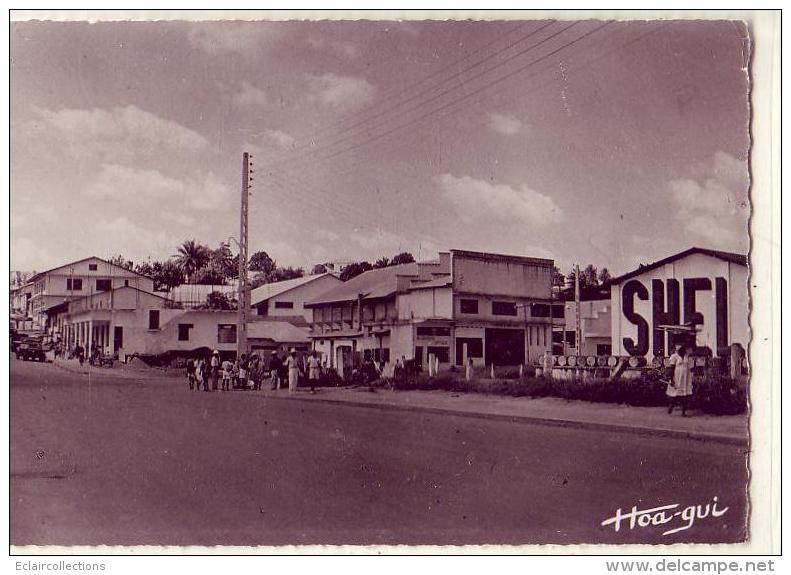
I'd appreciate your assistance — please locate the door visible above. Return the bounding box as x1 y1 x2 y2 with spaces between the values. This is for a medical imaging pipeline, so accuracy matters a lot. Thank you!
414 346 423 369
113 326 123 352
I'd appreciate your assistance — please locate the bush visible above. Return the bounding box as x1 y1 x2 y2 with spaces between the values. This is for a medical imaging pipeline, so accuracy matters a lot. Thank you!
692 376 747 415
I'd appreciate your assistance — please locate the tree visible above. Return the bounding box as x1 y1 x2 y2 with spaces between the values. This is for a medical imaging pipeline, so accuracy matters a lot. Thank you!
207 242 236 282
581 264 599 287
194 267 226 285
311 263 328 275
269 266 304 282
339 261 373 282
373 256 390 269
598 267 612 285
174 240 211 283
206 291 232 310
249 251 276 275
551 265 565 288
134 261 154 277
152 260 184 291
108 255 134 270
390 252 415 265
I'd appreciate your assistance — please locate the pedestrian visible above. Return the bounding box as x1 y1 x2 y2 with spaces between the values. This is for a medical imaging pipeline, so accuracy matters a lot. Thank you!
194 357 204 392
286 348 301 394
250 354 262 390
77 344 84 366
186 356 196 390
270 351 282 390
666 344 694 416
307 350 321 393
238 353 249 390
221 359 233 391
210 350 221 391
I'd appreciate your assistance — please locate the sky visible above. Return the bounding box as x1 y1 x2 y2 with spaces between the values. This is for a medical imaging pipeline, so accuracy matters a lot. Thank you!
10 17 751 277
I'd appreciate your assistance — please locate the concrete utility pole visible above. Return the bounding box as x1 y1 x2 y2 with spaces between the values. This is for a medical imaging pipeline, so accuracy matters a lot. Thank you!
237 152 251 359
574 263 582 356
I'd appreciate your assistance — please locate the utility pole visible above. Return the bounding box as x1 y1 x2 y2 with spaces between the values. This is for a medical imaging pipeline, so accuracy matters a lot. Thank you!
574 263 582 356
237 152 251 360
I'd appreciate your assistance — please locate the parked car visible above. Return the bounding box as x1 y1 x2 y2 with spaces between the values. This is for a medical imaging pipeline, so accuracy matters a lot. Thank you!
16 339 46 362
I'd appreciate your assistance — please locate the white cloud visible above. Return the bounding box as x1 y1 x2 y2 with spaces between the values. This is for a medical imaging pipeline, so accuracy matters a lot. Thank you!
488 112 524 136
94 217 181 263
187 23 282 55
669 151 749 250
263 129 296 149
30 105 209 156
232 81 272 109
85 163 228 211
305 73 375 109
435 173 564 226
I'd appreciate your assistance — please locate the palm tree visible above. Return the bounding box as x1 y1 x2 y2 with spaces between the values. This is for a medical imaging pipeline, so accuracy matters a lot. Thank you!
174 240 210 284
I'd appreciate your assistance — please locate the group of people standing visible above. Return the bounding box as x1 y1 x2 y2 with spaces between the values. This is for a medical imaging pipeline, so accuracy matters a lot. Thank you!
185 349 323 394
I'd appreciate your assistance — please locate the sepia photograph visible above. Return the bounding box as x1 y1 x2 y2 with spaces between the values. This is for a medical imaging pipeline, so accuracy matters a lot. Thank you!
6 9 781 556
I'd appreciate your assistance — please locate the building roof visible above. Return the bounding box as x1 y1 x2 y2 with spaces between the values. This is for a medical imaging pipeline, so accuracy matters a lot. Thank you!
305 262 420 306
28 256 154 283
169 282 237 305
608 247 748 285
66 285 171 306
451 249 554 267
408 276 453 290
247 320 309 343
250 273 337 306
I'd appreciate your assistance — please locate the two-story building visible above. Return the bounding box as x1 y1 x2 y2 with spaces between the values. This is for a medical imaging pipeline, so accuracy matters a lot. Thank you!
27 257 155 332
306 250 556 376
250 273 342 325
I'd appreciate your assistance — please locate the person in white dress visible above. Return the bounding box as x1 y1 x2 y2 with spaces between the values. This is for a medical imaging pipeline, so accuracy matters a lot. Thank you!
667 344 694 416
286 348 301 394
307 351 321 393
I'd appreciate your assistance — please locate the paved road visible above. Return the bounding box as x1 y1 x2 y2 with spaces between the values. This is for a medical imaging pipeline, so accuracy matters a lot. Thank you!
10 358 748 546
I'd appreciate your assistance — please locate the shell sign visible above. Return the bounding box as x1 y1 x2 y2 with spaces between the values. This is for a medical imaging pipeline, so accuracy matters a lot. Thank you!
609 249 748 358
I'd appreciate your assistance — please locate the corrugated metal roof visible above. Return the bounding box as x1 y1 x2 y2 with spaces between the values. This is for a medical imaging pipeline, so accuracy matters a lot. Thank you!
250 273 337 305
306 263 420 306
247 320 309 342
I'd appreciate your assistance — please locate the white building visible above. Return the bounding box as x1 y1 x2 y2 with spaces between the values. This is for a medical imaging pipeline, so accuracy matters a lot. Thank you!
250 273 342 325
609 247 748 358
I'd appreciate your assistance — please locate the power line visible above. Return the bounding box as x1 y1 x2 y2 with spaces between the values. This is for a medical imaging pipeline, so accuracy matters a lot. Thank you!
259 21 570 173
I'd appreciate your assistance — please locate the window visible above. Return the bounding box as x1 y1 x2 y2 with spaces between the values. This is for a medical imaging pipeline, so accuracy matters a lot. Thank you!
460 298 478 314
597 344 612 356
492 301 517 316
427 346 450 363
96 279 112 292
551 304 565 319
218 324 237 344
88 264 98 271
565 330 576 348
416 326 451 337
66 278 83 291
148 310 160 330
124 280 129 287
178 324 193 341
274 301 294 309
530 303 551 318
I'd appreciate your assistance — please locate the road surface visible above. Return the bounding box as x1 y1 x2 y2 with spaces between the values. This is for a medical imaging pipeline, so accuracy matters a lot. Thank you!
10 358 748 546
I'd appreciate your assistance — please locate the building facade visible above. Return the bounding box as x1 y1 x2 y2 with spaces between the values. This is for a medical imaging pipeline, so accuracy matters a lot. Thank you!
250 273 342 324
610 248 748 358
307 250 556 376
27 257 155 331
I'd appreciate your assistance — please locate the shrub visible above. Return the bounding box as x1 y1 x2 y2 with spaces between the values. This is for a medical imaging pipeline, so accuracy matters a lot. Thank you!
692 376 747 415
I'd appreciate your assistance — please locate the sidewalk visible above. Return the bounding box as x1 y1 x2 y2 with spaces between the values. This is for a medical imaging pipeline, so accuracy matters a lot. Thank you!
256 385 749 446
51 358 748 445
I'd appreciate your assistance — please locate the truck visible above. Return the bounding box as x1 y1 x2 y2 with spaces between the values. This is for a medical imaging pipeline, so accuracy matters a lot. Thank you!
16 338 47 362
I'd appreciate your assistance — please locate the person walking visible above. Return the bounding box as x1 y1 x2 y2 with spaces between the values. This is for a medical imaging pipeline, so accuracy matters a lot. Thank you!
210 350 220 391
194 357 204 392
238 353 249 390
666 344 694 416
186 356 196 390
270 351 282 390
250 354 262 390
286 348 301 394
221 359 233 391
307 350 321 393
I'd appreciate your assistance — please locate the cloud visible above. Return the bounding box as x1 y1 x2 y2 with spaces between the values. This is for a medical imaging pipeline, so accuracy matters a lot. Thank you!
305 73 375 109
85 163 228 211
30 105 209 155
187 22 282 55
232 81 272 109
262 129 296 149
94 217 181 263
488 112 524 136
435 173 564 226
669 151 749 250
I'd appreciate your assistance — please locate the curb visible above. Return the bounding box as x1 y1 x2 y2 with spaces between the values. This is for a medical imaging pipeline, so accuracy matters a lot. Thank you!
47 362 748 447
261 391 749 447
